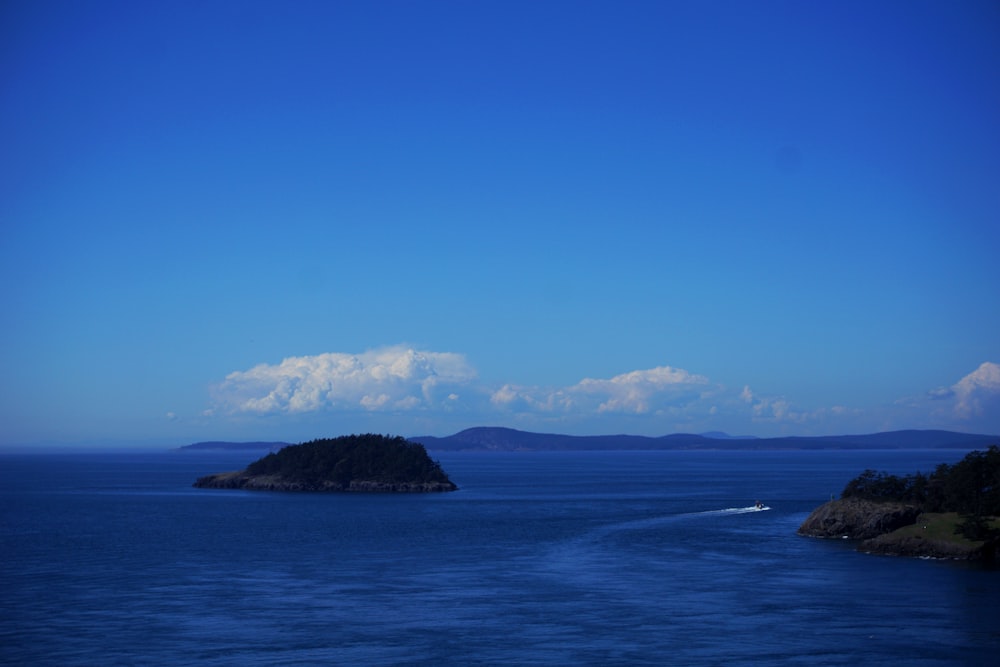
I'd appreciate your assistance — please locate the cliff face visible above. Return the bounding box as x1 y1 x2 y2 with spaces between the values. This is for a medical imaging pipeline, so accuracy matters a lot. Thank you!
797 498 921 540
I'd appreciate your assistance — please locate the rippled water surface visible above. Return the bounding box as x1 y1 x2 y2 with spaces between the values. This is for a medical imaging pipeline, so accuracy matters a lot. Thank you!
2 448 997 665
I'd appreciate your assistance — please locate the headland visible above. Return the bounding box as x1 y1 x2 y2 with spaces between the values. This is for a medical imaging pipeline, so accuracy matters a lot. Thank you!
798 446 999 561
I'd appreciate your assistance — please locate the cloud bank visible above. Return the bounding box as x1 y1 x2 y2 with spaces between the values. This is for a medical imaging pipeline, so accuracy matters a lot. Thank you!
210 347 1000 435
212 346 476 414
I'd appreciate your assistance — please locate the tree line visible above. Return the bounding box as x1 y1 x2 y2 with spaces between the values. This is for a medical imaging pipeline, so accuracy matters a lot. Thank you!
245 434 453 486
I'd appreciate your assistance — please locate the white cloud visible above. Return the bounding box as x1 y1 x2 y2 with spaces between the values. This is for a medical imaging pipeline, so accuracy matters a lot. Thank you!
733 365 1000 433
213 346 477 414
738 386 802 423
891 361 1000 432
575 366 710 414
490 366 712 416
951 361 1000 419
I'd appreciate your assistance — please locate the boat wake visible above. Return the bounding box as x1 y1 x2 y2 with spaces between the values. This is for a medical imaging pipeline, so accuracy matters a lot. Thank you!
691 505 771 516
584 505 772 539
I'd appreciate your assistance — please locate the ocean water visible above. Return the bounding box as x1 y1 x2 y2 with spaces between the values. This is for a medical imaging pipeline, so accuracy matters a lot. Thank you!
1 448 997 666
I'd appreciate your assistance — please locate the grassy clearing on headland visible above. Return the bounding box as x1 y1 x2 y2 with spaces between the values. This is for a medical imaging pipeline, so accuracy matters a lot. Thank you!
891 513 1000 547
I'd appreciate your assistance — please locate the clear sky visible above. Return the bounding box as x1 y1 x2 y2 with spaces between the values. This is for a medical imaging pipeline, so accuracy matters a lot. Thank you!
2 0 999 448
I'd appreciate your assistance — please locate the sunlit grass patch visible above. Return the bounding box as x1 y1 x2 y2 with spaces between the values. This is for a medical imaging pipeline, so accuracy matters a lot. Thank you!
893 513 1000 546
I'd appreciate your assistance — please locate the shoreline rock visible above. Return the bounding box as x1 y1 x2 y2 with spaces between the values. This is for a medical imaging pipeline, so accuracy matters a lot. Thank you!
797 498 921 540
859 531 992 561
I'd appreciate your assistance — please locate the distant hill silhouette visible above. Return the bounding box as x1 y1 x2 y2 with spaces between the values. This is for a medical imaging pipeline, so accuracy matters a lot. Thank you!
700 431 759 440
177 441 289 451
410 427 999 452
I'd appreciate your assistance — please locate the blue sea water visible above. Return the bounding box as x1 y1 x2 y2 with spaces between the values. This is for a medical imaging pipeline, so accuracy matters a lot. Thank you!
1 448 998 666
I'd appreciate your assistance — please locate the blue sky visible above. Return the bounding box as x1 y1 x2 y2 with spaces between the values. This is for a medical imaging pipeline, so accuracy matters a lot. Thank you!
2 0 999 447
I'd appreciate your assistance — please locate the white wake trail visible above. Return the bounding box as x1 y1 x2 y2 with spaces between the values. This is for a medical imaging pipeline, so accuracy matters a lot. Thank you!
691 505 771 516
589 505 772 538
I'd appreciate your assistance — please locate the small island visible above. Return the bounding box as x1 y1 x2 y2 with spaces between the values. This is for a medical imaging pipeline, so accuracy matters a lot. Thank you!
193 434 458 493
798 446 999 561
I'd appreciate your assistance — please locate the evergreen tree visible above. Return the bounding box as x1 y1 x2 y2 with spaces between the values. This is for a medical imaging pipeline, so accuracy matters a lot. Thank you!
841 446 1000 519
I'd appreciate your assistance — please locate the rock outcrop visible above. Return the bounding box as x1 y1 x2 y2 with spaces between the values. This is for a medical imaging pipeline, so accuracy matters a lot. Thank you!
799 499 997 561
859 531 993 561
797 498 921 540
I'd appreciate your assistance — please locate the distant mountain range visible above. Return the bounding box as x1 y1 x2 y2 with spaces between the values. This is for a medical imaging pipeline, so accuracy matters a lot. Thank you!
177 428 999 453
409 427 999 451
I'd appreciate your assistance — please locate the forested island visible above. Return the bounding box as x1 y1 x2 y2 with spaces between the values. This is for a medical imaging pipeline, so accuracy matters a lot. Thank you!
193 434 458 493
799 446 1000 561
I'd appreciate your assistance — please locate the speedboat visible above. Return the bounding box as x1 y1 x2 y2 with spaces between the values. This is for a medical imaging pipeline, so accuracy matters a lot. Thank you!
754 500 765 510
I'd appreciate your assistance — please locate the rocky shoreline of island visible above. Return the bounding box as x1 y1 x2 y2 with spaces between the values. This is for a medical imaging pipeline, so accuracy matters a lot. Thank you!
193 469 457 492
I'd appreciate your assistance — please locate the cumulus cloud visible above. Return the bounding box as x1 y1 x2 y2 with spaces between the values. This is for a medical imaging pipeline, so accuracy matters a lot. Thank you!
951 362 1000 419
738 385 802 423
213 346 477 414
892 362 1000 432
575 366 711 414
491 366 712 416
